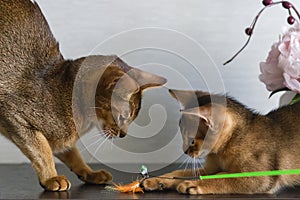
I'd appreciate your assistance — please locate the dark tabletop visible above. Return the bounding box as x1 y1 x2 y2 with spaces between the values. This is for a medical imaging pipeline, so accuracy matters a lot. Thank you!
0 164 300 199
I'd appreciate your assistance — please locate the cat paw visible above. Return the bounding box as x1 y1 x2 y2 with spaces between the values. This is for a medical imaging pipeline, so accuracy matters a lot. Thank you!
40 175 71 191
176 181 202 195
77 169 112 184
141 178 170 191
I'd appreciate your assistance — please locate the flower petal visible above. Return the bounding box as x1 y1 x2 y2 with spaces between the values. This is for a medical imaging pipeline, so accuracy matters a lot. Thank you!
283 72 300 93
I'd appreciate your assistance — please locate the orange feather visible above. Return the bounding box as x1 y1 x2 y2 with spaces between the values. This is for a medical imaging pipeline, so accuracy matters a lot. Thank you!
105 180 144 193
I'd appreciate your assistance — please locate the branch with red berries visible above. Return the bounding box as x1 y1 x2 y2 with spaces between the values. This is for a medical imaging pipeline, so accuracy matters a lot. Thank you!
224 0 300 65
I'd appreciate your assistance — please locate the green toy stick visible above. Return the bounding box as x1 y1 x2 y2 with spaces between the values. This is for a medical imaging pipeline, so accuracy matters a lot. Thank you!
199 169 300 180
140 165 300 181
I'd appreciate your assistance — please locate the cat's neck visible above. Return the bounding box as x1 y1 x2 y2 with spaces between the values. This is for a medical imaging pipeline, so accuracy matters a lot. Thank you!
212 101 260 153
39 59 82 127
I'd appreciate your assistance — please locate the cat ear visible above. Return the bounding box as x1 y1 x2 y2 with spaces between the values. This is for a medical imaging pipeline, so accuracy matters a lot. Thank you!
113 72 140 101
180 104 227 132
169 89 209 108
169 90 197 107
180 107 212 128
111 57 166 90
127 68 167 91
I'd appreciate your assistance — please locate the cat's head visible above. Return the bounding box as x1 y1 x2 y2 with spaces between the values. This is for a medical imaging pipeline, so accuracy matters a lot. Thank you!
77 56 167 138
169 89 247 158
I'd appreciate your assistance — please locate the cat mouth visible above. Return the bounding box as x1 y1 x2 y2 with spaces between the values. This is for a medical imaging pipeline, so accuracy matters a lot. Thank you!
185 150 210 159
184 149 197 158
186 152 200 159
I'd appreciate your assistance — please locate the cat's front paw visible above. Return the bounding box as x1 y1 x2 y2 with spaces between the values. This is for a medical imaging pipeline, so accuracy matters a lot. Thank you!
141 178 164 191
78 169 112 184
177 181 202 195
142 177 176 191
41 175 71 191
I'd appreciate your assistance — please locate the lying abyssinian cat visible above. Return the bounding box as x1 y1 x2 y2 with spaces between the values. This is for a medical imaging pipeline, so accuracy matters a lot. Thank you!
0 0 166 191
142 89 300 194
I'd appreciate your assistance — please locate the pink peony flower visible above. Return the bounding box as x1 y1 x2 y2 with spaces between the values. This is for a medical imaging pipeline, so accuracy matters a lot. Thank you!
259 43 285 91
259 23 300 93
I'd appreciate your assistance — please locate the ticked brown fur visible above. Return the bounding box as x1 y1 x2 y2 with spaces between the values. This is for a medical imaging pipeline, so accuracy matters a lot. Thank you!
142 89 300 194
0 0 166 191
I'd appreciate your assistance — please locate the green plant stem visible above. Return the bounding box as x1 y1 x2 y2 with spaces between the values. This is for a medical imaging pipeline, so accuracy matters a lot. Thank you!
289 93 300 105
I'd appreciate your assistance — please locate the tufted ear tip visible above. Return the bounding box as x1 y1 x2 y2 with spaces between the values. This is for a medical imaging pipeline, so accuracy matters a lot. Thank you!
168 89 176 99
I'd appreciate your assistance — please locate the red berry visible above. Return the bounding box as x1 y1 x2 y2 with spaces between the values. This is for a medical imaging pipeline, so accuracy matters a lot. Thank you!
282 1 292 9
262 0 273 6
287 16 295 25
245 27 253 36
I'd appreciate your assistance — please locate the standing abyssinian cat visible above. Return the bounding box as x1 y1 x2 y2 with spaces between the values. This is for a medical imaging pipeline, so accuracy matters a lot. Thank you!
0 0 166 191
142 89 300 194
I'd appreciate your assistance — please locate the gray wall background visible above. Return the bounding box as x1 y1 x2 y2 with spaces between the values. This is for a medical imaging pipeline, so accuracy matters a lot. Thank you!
1 0 299 168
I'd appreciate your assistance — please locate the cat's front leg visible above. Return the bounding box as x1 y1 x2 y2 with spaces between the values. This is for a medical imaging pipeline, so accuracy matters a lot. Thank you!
12 130 70 191
142 154 220 191
142 168 213 191
55 147 112 184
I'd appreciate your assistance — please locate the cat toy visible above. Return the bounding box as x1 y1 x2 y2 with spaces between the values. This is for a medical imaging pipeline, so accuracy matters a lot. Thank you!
149 167 300 180
104 180 144 193
200 169 300 180
104 165 149 194
105 165 300 193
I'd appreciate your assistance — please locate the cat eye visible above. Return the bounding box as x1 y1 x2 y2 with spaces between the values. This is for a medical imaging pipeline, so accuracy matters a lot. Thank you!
188 138 195 145
119 115 126 126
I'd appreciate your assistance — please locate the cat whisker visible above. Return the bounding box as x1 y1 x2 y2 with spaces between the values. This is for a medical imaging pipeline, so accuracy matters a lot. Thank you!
107 133 114 150
194 158 202 176
79 137 103 154
183 156 193 172
87 130 109 140
189 157 194 169
181 156 189 171
88 134 110 163
103 131 114 150
101 132 112 151
86 113 97 118
189 157 195 175
196 158 206 176
95 135 110 152
88 106 102 109
78 130 109 154
192 157 197 177
179 156 190 169
86 133 104 140
103 130 114 139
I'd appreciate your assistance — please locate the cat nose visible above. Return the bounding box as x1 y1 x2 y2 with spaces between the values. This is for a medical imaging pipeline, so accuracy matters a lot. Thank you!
119 131 126 138
184 149 189 154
